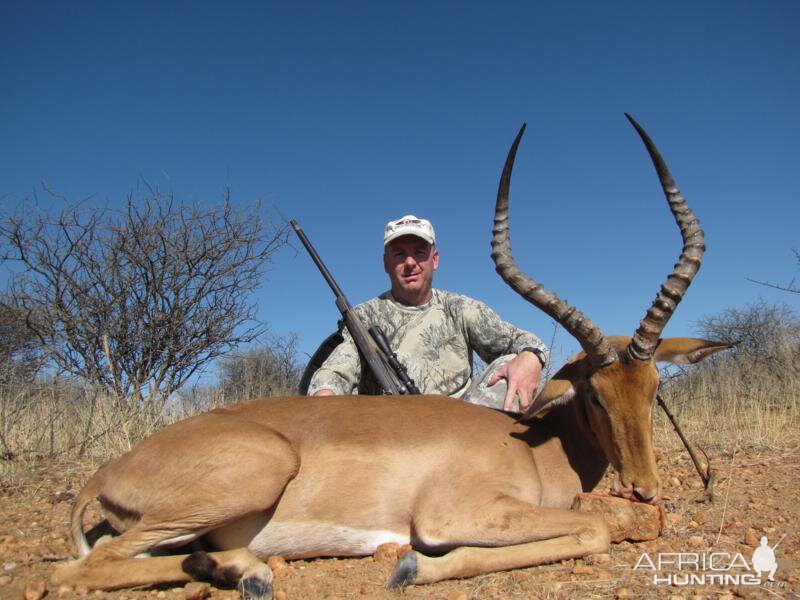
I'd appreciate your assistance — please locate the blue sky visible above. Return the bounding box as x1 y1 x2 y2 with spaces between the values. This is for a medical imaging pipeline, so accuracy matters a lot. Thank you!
2 1 798 373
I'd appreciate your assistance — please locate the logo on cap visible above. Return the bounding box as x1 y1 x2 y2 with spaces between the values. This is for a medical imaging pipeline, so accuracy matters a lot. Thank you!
384 215 436 246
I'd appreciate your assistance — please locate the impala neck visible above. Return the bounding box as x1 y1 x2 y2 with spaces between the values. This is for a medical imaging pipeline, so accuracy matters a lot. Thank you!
533 401 610 494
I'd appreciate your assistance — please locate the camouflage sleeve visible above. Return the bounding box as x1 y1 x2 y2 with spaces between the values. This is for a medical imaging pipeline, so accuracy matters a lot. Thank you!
306 324 362 396
459 296 549 368
306 302 376 396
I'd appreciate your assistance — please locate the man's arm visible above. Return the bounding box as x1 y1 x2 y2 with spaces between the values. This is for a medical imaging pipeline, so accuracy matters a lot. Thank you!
460 296 549 411
306 327 363 396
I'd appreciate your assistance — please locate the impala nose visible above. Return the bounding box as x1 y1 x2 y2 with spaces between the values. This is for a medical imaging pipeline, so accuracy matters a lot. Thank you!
613 474 661 504
632 484 661 504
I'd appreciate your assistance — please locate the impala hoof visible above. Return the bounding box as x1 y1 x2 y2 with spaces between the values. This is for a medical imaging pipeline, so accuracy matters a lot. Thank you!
182 551 218 581
240 576 273 600
387 551 418 588
181 551 239 588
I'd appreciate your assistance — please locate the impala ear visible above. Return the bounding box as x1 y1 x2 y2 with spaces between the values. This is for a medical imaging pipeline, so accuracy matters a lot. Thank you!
519 378 576 421
654 338 734 365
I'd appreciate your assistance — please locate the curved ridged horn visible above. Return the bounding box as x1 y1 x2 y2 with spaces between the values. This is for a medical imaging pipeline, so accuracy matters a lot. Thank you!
491 124 618 368
625 113 705 362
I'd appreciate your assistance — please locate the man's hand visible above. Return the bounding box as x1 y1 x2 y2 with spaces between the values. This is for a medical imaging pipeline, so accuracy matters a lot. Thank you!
487 351 543 411
313 389 335 397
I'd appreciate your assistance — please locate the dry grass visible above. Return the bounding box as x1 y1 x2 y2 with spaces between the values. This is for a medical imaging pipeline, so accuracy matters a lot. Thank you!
653 337 799 452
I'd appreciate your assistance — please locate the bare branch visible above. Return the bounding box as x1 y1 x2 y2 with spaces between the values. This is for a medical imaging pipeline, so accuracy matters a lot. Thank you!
745 277 799 294
746 248 800 294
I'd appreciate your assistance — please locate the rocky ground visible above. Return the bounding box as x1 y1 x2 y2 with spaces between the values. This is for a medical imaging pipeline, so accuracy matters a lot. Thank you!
1 445 797 600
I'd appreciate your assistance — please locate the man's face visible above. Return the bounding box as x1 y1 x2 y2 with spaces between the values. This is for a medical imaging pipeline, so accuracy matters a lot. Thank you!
383 235 439 305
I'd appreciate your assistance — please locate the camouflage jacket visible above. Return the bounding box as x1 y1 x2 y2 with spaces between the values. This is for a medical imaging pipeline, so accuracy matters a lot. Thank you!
307 289 549 397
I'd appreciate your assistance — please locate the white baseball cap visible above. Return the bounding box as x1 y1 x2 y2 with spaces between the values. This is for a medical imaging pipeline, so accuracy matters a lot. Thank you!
383 215 436 246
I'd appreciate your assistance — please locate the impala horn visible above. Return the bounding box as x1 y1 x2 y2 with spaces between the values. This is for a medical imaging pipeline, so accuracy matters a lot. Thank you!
624 114 705 362
491 124 618 369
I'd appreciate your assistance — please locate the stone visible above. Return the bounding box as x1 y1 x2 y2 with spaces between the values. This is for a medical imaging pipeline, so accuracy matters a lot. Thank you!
694 510 709 525
274 591 287 600
572 493 663 542
373 542 399 564
597 570 613 580
184 582 210 600
594 553 611 564
572 564 594 575
688 535 705 549
744 528 759 546
615 588 635 598
268 555 289 576
666 513 682 525
57 585 73 596
669 477 681 487
23 579 47 600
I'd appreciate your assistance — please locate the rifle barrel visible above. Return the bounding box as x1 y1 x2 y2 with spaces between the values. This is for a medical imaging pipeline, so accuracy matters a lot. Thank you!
290 220 347 301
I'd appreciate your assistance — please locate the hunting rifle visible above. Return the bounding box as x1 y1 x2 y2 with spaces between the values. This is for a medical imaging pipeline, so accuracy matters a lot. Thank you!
291 219 420 395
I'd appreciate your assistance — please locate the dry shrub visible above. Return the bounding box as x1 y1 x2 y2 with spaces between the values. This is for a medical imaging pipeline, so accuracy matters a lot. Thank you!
215 333 303 402
654 301 800 452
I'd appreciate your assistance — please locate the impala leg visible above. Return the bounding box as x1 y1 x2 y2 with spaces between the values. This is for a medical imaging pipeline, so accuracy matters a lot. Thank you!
54 519 276 598
54 421 298 598
389 495 610 586
53 521 275 598
54 544 272 597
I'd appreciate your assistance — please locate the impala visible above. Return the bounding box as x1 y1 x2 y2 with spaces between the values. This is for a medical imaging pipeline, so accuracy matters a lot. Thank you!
53 115 730 598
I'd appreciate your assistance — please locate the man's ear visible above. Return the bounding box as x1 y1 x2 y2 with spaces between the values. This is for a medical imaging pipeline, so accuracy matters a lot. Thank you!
432 247 439 271
383 251 390 274
654 338 734 365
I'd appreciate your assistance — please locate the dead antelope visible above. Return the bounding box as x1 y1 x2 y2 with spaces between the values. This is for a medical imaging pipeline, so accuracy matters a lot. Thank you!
53 115 731 597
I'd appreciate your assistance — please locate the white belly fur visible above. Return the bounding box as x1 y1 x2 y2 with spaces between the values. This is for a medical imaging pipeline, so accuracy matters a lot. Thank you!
250 522 410 559
206 515 410 560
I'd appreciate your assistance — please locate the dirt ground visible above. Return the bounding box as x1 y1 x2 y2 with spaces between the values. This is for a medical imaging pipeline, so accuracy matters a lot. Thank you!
1 445 798 600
